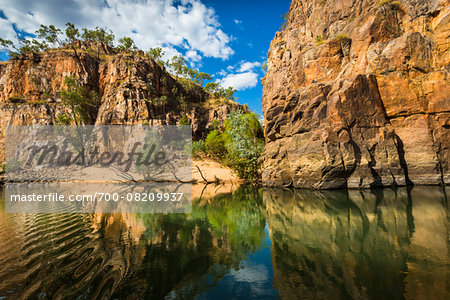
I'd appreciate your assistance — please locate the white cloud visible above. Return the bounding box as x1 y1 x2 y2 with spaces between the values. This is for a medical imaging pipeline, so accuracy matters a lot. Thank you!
0 0 234 60
233 19 242 25
230 262 268 283
238 61 261 72
0 18 17 42
217 72 259 91
216 60 263 90
185 49 201 62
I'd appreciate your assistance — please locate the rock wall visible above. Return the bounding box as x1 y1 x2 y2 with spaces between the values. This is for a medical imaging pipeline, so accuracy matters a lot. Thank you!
260 0 449 188
0 46 243 161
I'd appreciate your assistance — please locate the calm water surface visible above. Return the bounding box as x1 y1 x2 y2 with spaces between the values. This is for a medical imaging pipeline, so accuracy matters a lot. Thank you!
0 186 448 299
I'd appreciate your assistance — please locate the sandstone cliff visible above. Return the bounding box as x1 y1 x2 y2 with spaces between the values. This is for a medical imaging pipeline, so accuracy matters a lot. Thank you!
260 0 449 188
0 45 243 162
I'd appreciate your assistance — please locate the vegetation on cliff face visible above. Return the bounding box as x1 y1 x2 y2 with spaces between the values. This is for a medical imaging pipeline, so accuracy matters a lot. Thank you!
0 23 236 102
0 23 264 181
194 110 264 181
57 76 100 125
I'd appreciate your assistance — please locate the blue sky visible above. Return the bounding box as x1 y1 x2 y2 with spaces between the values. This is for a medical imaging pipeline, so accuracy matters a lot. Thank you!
0 0 291 115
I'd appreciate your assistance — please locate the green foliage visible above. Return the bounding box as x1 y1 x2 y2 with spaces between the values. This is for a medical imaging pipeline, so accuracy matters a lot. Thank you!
65 22 79 42
377 0 392 6
60 76 98 125
319 0 327 5
147 47 166 66
56 113 71 125
36 24 62 46
81 26 114 47
0 38 16 56
192 140 206 158
222 110 264 180
178 94 188 112
204 82 220 93
261 60 268 72
280 12 290 31
205 129 227 158
179 114 190 125
1 34 48 57
7 95 24 103
204 82 236 101
117 37 137 52
315 35 326 45
168 55 212 87
335 34 350 41
209 120 220 131
199 110 264 181
18 37 48 54
169 55 188 77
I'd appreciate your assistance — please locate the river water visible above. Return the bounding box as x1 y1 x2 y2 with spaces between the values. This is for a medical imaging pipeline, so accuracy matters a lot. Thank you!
0 186 448 299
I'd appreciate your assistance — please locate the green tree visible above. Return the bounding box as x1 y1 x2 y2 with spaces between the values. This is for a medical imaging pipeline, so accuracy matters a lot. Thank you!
179 114 190 125
178 94 188 113
191 140 206 158
205 129 227 158
147 47 166 66
223 110 264 180
65 22 79 44
81 27 114 46
0 38 18 57
0 36 48 58
118 37 137 53
169 55 188 77
192 71 212 86
81 26 115 58
59 76 97 125
36 24 62 46
64 22 85 70
204 83 236 100
204 82 220 93
17 37 48 54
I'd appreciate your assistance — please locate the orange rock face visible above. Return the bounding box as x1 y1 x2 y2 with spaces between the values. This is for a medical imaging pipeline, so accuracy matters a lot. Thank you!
260 0 449 188
0 43 244 162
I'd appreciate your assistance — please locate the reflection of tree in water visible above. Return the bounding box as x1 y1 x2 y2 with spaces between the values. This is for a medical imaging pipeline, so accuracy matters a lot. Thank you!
0 186 266 299
111 185 267 299
262 187 449 300
1 186 446 299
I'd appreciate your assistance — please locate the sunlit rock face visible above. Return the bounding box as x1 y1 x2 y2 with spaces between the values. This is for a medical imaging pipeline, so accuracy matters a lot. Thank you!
260 0 450 188
0 43 245 161
262 187 449 299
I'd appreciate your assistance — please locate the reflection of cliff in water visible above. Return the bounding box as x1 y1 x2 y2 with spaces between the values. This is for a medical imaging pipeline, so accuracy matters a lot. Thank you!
0 186 267 299
111 186 266 299
262 187 449 300
0 207 148 299
1 186 448 299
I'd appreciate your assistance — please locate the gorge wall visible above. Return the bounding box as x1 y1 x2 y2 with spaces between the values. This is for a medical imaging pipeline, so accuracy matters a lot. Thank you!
260 0 449 188
0 46 242 162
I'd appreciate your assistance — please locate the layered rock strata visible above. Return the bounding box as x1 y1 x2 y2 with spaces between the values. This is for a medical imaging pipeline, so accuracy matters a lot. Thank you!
0 46 243 161
260 0 450 188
